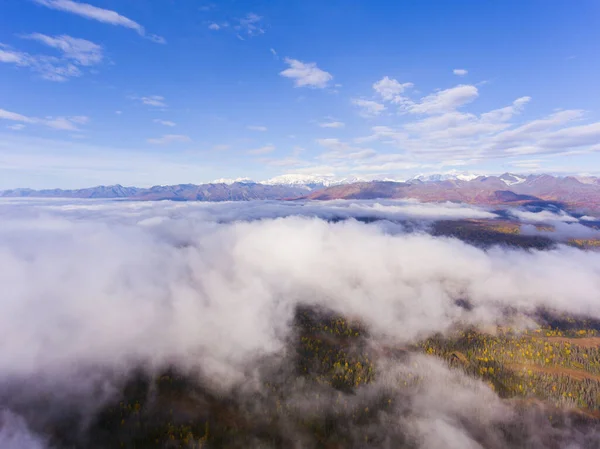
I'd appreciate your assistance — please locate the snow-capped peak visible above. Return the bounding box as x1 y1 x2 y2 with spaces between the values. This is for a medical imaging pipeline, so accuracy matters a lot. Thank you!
262 174 347 187
408 172 482 183
499 173 526 186
262 173 411 189
212 177 254 185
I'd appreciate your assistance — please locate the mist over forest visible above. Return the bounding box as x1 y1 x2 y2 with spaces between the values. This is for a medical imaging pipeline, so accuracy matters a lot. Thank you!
1 198 599 448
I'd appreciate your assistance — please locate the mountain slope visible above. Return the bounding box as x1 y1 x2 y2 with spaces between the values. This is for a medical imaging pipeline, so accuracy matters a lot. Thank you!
306 174 600 213
0 182 308 201
3 174 600 213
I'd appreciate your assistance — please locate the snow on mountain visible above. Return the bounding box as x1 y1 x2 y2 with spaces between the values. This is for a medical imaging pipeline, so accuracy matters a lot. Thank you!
574 176 600 186
408 172 482 183
212 177 254 184
262 174 350 188
498 173 527 186
262 173 410 189
212 172 535 189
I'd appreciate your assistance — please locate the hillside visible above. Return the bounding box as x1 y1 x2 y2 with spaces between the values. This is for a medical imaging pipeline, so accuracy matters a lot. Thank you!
0 182 308 201
32 306 600 448
307 174 600 213
4 173 600 213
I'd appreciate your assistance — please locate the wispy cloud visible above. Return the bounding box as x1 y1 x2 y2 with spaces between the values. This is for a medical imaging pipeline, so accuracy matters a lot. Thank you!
369 76 479 116
0 109 36 124
315 138 376 162
147 134 191 145
21 33 103 65
199 3 215 12
138 95 167 108
32 0 165 43
0 35 102 82
319 121 345 129
351 99 386 117
0 46 26 64
235 13 265 37
349 79 600 162
247 125 267 132
208 23 221 30
453 68 468 76
153 119 176 127
7 124 26 131
280 58 333 89
248 144 275 155
0 133 214 188
0 107 88 131
408 85 479 114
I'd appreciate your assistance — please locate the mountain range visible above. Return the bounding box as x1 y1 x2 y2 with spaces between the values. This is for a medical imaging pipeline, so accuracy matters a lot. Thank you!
3 173 600 213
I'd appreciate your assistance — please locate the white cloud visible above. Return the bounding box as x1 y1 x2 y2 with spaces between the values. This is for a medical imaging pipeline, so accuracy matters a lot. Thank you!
1 201 599 386
248 144 275 155
32 0 165 43
153 119 176 127
139 96 167 107
236 13 265 37
373 76 413 101
0 44 83 81
316 138 354 152
2 200 600 446
270 48 277 57
315 138 377 162
408 85 479 114
115 110 122 115
44 117 83 131
0 108 88 131
280 58 333 89
0 109 36 124
147 134 191 145
352 99 386 117
1 33 104 82
319 121 345 129
212 144 230 151
0 48 27 64
480 96 531 123
208 23 221 30
319 148 377 161
69 116 89 125
7 124 26 131
453 69 468 76
247 125 268 132
351 83 600 162
21 33 103 66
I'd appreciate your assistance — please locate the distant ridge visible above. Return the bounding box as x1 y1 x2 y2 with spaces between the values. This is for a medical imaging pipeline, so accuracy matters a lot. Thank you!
3 173 600 213
305 174 600 213
0 182 308 202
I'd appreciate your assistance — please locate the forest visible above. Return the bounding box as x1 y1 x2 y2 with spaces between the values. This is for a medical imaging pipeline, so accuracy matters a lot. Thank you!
18 306 598 449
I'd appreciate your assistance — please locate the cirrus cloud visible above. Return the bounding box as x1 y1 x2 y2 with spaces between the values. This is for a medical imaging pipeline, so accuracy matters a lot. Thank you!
147 134 191 145
32 0 165 43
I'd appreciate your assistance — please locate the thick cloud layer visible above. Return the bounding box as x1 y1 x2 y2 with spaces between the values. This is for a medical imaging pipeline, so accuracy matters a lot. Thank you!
1 199 599 378
1 198 599 448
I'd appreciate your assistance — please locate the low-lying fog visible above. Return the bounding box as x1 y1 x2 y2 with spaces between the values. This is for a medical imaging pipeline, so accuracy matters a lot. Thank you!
1 198 599 448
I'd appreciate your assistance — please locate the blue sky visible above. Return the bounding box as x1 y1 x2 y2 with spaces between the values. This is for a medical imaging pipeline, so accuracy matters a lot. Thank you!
1 0 599 189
